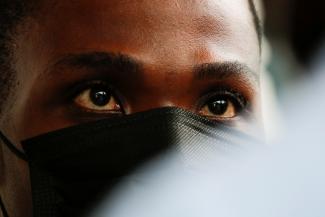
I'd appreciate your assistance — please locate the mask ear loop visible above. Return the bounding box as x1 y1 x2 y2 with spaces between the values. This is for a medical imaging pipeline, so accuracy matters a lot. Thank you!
0 132 27 217
0 196 9 217
0 131 28 161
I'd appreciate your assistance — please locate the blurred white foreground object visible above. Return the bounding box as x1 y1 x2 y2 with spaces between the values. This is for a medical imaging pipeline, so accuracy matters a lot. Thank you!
91 42 325 217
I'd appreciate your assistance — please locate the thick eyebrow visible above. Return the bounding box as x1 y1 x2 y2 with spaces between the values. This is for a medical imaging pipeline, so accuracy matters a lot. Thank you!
47 52 258 87
50 52 142 74
193 61 259 86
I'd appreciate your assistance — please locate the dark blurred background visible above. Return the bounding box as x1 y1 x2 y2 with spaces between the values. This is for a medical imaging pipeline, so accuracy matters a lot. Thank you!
262 0 325 96
264 0 325 67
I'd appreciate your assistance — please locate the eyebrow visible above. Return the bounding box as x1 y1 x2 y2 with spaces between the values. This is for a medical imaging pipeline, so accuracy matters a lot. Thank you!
51 52 142 75
193 61 258 85
49 52 258 86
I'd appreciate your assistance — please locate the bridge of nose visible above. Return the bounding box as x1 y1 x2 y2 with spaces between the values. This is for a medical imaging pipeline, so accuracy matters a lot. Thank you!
121 68 198 114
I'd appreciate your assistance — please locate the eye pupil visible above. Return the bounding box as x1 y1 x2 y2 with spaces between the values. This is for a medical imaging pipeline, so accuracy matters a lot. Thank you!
90 88 111 106
208 98 228 115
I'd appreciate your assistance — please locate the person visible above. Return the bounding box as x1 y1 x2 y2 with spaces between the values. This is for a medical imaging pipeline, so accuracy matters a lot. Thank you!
93 42 325 217
0 0 263 217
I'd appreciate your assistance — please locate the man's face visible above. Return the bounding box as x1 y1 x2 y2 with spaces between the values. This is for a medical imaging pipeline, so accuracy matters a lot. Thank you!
11 0 260 140
1 0 260 216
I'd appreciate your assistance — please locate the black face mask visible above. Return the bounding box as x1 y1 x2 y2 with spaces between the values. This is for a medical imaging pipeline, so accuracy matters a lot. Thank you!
0 107 258 217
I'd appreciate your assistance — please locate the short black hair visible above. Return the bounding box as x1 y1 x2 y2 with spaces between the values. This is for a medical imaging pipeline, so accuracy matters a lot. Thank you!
0 0 262 116
0 0 33 116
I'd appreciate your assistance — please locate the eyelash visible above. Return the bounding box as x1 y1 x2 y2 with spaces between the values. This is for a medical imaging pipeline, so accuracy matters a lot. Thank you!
197 88 249 114
69 81 249 117
68 80 122 109
69 80 114 102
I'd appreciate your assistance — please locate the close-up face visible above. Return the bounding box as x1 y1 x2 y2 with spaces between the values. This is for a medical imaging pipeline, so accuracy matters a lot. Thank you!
9 0 261 140
0 0 261 217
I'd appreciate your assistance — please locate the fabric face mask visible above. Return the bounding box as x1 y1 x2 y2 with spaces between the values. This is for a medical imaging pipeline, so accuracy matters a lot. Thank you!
0 107 258 217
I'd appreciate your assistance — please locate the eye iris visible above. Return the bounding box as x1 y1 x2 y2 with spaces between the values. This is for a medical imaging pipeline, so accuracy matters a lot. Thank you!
208 98 229 115
90 88 111 106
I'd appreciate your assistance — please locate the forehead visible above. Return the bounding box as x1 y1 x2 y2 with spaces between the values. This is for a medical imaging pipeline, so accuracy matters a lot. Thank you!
31 0 259 71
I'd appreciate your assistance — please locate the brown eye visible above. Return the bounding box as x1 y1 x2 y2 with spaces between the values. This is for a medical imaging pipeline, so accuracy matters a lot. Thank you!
74 85 122 113
199 94 244 119
89 87 112 106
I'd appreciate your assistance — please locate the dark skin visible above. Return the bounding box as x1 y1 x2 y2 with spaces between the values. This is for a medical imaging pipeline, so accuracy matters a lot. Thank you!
0 0 261 216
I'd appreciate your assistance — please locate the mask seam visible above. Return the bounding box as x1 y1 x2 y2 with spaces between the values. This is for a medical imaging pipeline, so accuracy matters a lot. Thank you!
23 121 251 161
23 117 225 148
23 109 234 144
